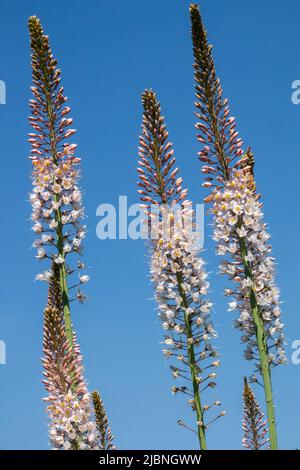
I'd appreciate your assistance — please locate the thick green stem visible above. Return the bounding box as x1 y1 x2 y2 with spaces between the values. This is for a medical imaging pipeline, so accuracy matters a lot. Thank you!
177 272 207 450
58 262 73 348
237 226 278 449
250 301 277 449
54 197 73 348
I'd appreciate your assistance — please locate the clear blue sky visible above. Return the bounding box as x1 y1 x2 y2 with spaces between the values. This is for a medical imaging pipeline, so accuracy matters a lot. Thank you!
0 0 299 450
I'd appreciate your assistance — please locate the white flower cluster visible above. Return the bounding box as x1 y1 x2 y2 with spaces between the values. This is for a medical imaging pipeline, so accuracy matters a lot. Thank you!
150 204 219 392
47 391 99 450
30 154 89 295
212 169 286 366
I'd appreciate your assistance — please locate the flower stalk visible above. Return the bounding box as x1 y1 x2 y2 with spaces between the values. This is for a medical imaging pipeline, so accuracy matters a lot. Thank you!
189 3 285 449
28 17 114 450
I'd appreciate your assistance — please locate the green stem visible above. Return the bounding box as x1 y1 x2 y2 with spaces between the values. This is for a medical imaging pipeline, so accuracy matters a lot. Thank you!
54 196 74 348
237 223 278 449
250 300 277 449
176 272 207 450
39 53 74 348
58 262 73 348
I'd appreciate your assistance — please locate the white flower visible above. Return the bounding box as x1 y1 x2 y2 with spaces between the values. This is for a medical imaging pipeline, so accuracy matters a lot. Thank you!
42 234 53 243
52 201 61 210
76 290 87 304
62 178 72 189
36 248 46 259
52 183 62 194
232 202 242 215
78 228 86 239
227 243 238 254
200 303 211 314
32 222 43 233
62 195 71 205
61 215 70 225
242 277 253 288
72 238 81 248
216 244 227 255
49 428 57 438
171 248 182 259
63 440 72 450
33 239 42 248
42 191 51 201
273 307 281 317
32 200 42 210
71 209 81 220
245 252 254 262
170 261 180 273
166 309 175 319
243 215 253 226
164 338 174 345
236 226 247 238
162 349 172 358
42 209 52 218
49 219 58 229
228 301 238 311
79 274 89 284
35 271 52 281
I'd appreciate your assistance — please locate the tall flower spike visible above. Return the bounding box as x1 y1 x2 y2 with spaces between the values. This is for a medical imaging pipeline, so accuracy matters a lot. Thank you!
190 4 244 189
138 90 223 450
43 265 99 450
242 378 269 450
190 4 286 449
92 391 115 450
28 16 88 347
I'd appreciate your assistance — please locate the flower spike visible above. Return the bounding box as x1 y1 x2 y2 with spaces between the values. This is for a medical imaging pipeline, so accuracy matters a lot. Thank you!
92 391 115 450
189 3 285 449
138 89 187 209
29 19 114 451
190 4 244 187
28 16 88 347
138 89 223 449
42 266 98 449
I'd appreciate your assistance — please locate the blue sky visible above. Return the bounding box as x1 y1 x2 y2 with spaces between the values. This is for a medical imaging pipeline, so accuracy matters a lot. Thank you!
0 0 299 450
